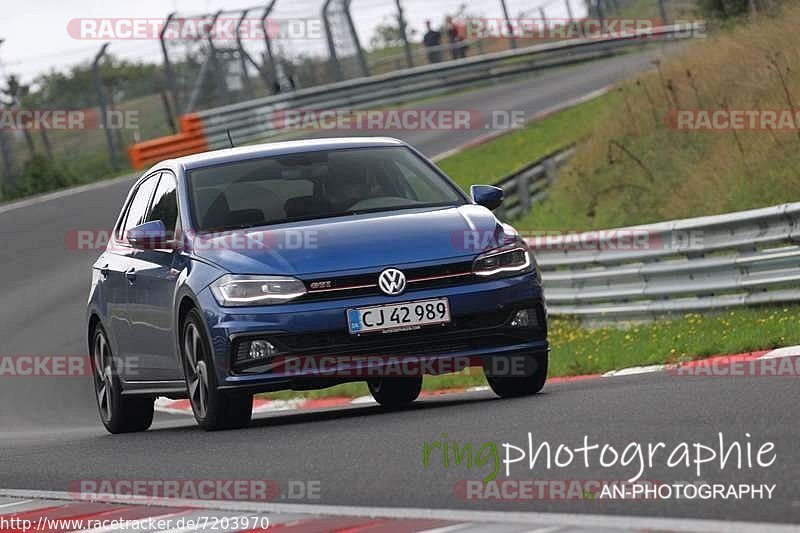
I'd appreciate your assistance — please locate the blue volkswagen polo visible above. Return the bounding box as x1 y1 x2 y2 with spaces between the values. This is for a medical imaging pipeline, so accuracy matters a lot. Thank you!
87 138 548 432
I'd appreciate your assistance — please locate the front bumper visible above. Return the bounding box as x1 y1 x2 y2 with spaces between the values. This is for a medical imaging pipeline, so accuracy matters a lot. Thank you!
197 271 548 393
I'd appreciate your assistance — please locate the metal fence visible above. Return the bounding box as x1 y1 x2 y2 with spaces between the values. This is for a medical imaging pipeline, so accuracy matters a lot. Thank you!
0 0 699 196
528 203 800 319
161 22 698 163
493 145 576 220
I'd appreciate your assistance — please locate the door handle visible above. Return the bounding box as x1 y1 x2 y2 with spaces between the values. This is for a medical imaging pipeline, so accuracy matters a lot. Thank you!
125 268 137 285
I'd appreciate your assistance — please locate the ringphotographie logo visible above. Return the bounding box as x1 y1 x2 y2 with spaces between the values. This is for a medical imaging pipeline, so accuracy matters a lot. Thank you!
422 432 777 485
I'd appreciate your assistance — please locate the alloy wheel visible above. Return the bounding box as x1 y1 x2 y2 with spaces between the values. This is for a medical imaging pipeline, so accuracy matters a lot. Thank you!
184 322 209 419
93 331 114 422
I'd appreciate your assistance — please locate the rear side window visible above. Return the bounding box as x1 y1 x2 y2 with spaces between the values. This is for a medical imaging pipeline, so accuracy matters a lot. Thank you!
118 175 158 240
146 172 178 233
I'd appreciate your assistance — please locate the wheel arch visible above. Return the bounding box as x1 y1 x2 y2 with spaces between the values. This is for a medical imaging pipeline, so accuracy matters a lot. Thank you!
173 288 205 379
87 313 102 353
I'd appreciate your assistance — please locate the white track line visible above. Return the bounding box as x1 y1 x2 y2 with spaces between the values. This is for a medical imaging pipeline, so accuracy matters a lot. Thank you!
0 489 795 532
602 364 665 377
762 346 800 359
0 499 32 509
417 524 475 533
0 174 136 216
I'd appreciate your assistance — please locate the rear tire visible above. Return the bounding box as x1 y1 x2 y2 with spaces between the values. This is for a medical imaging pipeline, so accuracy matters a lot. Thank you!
181 309 253 431
91 325 154 434
368 376 422 408
484 352 548 398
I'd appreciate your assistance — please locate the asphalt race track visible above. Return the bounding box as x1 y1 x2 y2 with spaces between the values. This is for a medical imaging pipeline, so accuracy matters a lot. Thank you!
1 48 798 527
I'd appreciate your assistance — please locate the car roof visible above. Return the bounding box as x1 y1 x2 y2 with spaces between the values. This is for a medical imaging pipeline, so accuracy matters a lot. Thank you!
171 137 409 171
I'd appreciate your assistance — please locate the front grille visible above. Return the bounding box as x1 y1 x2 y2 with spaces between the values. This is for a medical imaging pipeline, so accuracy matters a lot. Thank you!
269 306 545 357
300 261 476 301
229 303 546 373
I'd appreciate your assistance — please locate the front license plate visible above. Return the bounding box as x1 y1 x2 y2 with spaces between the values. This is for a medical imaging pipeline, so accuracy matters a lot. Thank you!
347 298 451 334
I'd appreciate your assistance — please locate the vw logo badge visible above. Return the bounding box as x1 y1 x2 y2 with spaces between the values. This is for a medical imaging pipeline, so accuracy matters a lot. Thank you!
378 268 406 296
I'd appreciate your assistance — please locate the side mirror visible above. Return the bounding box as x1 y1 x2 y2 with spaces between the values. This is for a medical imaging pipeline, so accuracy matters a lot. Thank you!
127 220 172 250
470 185 503 211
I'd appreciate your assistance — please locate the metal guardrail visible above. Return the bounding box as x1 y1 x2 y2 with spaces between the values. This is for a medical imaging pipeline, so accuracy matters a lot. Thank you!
492 145 576 220
525 203 800 319
184 23 702 154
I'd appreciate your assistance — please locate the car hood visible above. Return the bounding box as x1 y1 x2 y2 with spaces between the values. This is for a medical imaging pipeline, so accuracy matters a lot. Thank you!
190 205 512 276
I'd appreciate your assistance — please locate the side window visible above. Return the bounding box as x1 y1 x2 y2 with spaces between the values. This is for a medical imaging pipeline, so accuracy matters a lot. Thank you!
119 175 158 240
146 172 178 233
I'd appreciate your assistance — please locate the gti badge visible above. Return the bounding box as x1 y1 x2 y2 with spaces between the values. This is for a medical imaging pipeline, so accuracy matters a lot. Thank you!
378 268 406 296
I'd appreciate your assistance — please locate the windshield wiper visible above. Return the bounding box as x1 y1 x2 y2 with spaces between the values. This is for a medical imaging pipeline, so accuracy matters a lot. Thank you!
342 203 461 216
197 203 462 233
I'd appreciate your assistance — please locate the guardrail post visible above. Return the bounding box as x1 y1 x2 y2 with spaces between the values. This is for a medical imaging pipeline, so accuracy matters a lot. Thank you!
159 13 180 121
344 0 370 78
395 0 414 68
658 0 670 25
517 171 531 214
236 9 255 99
92 43 120 171
322 0 344 82
544 158 557 185
499 0 517 49
0 128 14 196
261 0 281 94
207 11 232 106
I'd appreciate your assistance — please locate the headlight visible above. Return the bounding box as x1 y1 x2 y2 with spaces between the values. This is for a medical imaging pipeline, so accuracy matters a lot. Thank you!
472 241 533 277
210 274 306 307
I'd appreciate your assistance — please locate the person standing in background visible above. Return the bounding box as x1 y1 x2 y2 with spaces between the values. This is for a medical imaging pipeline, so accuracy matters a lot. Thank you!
422 20 443 64
445 16 468 59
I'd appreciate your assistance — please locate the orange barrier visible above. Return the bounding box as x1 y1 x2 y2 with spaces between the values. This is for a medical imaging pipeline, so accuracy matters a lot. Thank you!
128 113 209 169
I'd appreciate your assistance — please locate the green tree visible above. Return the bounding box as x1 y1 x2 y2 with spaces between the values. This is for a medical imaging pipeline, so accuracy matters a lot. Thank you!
370 16 416 50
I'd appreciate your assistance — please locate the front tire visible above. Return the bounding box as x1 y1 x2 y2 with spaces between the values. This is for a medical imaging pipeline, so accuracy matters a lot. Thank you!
91 325 154 434
368 376 422 408
484 352 548 398
181 309 252 431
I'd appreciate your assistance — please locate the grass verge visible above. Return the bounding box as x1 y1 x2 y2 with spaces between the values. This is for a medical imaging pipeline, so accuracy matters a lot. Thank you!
437 93 612 189
515 6 800 231
259 304 800 400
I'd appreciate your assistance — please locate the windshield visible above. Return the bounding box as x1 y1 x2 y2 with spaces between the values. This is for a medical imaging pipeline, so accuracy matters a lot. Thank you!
187 147 466 232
